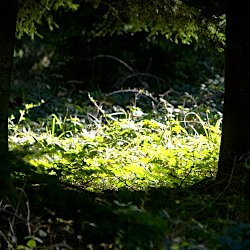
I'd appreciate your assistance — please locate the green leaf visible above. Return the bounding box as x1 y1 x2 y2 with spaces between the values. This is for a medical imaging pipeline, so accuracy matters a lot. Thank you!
27 239 36 248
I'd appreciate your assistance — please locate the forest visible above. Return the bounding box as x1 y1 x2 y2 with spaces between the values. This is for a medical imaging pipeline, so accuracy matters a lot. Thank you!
1 0 250 249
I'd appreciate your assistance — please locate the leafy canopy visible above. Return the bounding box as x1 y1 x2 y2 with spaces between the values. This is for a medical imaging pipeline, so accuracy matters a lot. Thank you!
16 0 79 39
15 0 225 49
89 0 225 49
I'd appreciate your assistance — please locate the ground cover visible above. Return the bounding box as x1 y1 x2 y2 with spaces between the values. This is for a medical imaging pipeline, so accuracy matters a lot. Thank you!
2 78 249 249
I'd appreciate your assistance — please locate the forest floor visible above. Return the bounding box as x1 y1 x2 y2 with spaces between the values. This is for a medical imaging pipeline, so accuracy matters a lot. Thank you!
2 175 250 249
1 80 250 249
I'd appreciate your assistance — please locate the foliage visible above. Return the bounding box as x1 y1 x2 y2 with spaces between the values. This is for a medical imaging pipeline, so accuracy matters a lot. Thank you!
5 0 250 248
90 0 225 50
0 190 79 249
5 1 250 248
1 188 250 249
16 0 79 39
13 0 224 94
3 77 250 249
9 86 221 192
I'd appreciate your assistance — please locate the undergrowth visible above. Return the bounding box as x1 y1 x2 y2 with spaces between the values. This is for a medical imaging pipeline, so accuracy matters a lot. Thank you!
4 79 250 249
9 88 221 191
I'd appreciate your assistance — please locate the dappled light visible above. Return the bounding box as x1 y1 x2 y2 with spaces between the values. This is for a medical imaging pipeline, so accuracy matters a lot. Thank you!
9 89 221 192
1 0 250 249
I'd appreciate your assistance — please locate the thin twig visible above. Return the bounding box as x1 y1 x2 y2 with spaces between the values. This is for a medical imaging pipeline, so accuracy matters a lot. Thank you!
120 72 166 86
0 230 13 248
93 54 146 86
93 54 134 72
178 167 193 189
26 200 31 236
106 88 158 103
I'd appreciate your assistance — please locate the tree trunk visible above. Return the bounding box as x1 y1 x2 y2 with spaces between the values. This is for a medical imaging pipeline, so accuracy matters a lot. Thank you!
0 0 18 199
217 0 250 190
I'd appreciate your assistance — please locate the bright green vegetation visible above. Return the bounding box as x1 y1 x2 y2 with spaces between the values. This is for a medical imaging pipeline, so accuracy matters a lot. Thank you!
2 1 250 249
9 88 221 192
2 81 250 249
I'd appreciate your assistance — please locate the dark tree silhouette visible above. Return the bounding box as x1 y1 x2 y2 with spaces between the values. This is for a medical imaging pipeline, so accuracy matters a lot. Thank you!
0 0 18 200
217 0 250 191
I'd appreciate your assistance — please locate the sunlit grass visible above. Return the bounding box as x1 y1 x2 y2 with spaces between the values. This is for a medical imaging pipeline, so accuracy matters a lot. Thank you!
8 88 250 250
9 95 221 191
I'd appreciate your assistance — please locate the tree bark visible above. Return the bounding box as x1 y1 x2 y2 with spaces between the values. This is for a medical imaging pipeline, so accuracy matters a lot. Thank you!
217 0 250 190
0 0 18 199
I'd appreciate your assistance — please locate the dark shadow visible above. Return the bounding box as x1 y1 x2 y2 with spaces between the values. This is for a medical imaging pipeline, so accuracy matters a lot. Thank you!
3 149 250 249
